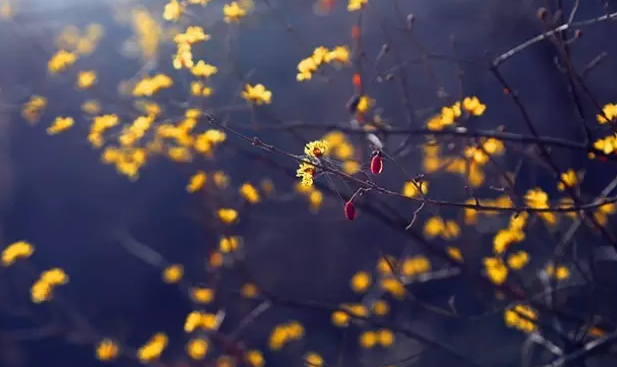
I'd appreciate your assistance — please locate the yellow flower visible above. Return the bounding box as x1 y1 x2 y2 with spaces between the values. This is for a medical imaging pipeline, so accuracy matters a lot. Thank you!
342 160 360 175
359 331 377 348
446 246 463 262
81 100 101 115
213 171 230 188
241 282 259 298
137 333 168 362
402 180 428 198
324 46 351 65
597 103 617 124
504 304 537 333
218 208 239 224
163 0 182 21
96 339 119 361
162 264 184 284
187 171 207 193
297 57 318 81
557 169 578 191
372 299 390 316
48 50 77 73
187 338 209 360
240 183 261 203
219 236 241 253
348 0 367 11
507 251 529 270
76 70 97 89
331 310 350 327
304 352 323 367
242 84 272 105
223 1 246 23
304 140 329 158
484 257 508 285
47 116 74 135
462 96 486 116
323 130 346 147
401 256 431 277
245 350 265 367
350 271 371 293
191 60 218 77
1 240 34 266
296 162 316 187
190 287 214 303
356 95 372 113
22 95 47 124
308 190 323 212
377 328 395 347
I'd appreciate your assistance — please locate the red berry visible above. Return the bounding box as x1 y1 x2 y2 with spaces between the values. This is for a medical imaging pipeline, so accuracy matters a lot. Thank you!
370 154 383 175
344 201 356 221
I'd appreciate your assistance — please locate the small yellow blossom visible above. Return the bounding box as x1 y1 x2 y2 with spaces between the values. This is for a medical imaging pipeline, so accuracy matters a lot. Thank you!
241 282 259 298
191 60 218 77
137 333 168 362
597 103 617 124
245 350 265 367
218 208 239 224
162 264 184 284
47 116 74 135
372 299 390 316
1 240 34 266
296 162 316 187
305 140 329 158
240 183 261 203
331 310 350 327
76 70 97 89
219 236 241 253
48 50 77 73
348 0 368 11
242 84 272 105
462 96 486 116
163 0 182 21
402 180 428 198
187 338 209 360
187 171 207 193
377 329 395 347
22 95 47 124
304 352 323 367
342 160 360 175
213 171 230 188
359 331 377 348
96 339 119 361
484 257 508 285
223 1 246 23
190 287 214 303
507 251 529 270
557 169 578 191
350 271 371 293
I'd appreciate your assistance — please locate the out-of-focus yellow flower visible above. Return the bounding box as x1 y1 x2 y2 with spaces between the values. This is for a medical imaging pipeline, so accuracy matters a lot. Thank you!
350 271 371 293
187 171 207 193
597 103 617 124
241 282 259 298
402 180 428 198
446 246 463 262
22 95 47 124
187 338 209 360
359 331 377 348
191 81 213 97
297 57 318 81
240 183 261 203
380 277 405 299
525 187 557 226
308 190 323 212
545 263 570 280
504 304 537 333
304 352 323 367
484 257 508 285
245 350 265 367
219 236 241 253
96 339 119 361
423 216 460 239
218 208 239 224
557 169 578 191
191 60 218 77
342 160 360 175
507 251 529 270
162 264 184 284
31 268 69 303
400 256 431 277
168 146 192 162
48 50 77 73
1 241 34 266
356 95 372 113
163 0 182 21
324 46 351 65
137 333 168 362
223 2 246 22
81 100 101 115
348 0 367 11
331 310 350 327
76 70 97 89
377 328 395 347
372 299 390 316
323 131 346 147
47 116 74 135
213 171 230 188
462 96 486 116
242 84 272 105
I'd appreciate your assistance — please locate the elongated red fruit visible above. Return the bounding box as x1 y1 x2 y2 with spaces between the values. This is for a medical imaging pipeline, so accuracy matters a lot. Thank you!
344 201 356 221
370 154 383 175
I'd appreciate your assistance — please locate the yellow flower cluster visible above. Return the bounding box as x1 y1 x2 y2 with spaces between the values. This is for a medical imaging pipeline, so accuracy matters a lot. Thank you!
31 268 69 303
597 103 617 124
525 187 556 225
239 183 261 203
358 329 395 348
297 46 351 81
48 50 77 74
242 84 272 105
426 96 486 131
101 146 147 180
464 138 505 165
400 256 431 278
76 70 97 90
96 339 119 361
47 116 74 135
55 23 103 56
483 213 529 285
163 0 183 21
557 169 579 191
132 8 161 60
187 171 207 193
22 95 47 124
268 321 304 350
348 0 368 11
219 236 241 253
423 216 460 239
89 114 120 148
162 264 184 283
137 333 168 362
223 1 247 23
504 304 537 333
173 27 211 70
402 180 428 198
185 311 222 332
133 74 173 96
1 241 34 266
